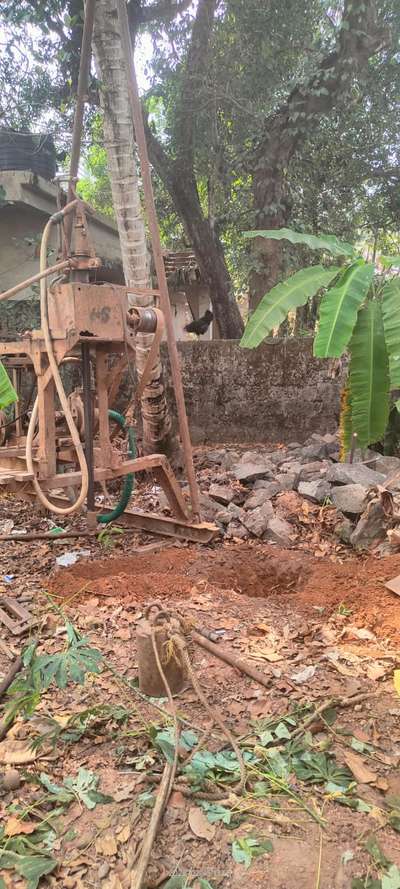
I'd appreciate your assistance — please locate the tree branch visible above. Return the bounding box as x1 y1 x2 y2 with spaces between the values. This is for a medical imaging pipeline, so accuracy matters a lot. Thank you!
174 0 217 166
255 0 389 165
127 0 192 35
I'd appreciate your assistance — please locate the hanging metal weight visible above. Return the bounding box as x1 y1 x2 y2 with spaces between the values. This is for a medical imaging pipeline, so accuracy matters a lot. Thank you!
136 606 186 698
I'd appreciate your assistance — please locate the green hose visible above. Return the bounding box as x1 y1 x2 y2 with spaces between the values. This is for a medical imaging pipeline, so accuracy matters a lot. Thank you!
97 410 136 524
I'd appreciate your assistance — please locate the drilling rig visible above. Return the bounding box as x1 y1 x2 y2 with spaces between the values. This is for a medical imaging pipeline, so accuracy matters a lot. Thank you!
0 0 210 544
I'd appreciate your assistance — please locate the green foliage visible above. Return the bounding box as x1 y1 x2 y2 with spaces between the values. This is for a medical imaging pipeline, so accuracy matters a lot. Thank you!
162 879 216 889
231 837 273 869
31 703 131 751
200 802 233 824
3 622 103 727
97 525 125 550
39 768 113 810
292 751 352 787
0 847 57 889
244 227 355 257
241 227 400 454
314 261 374 357
349 301 390 448
381 278 400 387
241 265 340 347
380 256 400 268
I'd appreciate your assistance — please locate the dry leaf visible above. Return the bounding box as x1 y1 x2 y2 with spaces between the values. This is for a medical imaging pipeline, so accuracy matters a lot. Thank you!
0 740 38 765
101 876 125 889
394 670 400 696
116 824 131 844
188 806 216 841
95 833 118 856
169 790 186 809
115 627 131 641
374 777 389 792
366 663 387 681
113 778 144 801
248 644 282 663
5 816 37 837
343 751 378 784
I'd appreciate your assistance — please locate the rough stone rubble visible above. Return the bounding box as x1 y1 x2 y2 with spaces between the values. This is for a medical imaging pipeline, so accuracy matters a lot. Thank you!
188 434 400 552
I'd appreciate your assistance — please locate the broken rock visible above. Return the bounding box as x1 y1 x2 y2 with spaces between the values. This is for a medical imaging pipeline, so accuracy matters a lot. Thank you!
331 484 368 515
326 463 385 487
350 500 388 550
297 480 331 503
298 461 327 481
301 442 328 460
335 517 354 544
264 515 294 546
374 455 400 476
242 501 274 537
253 480 282 497
233 460 273 483
244 488 275 510
226 521 248 539
208 484 236 505
275 471 299 491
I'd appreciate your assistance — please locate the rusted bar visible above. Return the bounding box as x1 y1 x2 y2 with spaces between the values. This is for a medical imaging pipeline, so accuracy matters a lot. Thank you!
65 0 96 247
192 631 272 690
81 342 95 512
0 260 71 304
116 0 201 521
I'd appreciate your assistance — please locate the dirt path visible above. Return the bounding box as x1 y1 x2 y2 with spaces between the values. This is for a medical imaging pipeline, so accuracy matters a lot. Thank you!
0 505 399 889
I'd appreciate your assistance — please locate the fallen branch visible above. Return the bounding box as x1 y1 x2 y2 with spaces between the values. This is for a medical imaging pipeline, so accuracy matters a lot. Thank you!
0 655 23 701
130 761 173 889
291 690 378 740
192 630 273 690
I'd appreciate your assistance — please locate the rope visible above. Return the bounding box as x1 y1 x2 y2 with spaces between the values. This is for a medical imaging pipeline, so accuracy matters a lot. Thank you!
144 603 247 799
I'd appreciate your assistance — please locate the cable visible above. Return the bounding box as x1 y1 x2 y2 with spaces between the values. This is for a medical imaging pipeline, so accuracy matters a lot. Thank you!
25 212 89 516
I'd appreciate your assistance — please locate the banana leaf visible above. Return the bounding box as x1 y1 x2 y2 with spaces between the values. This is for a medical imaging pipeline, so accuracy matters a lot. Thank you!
380 255 400 268
349 301 390 449
314 260 374 358
381 277 400 387
241 265 340 348
0 360 18 409
243 227 355 257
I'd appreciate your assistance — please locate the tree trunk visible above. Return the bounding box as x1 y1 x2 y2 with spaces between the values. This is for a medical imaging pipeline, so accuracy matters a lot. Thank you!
169 171 244 339
93 0 173 454
248 131 290 314
145 130 244 339
248 0 387 313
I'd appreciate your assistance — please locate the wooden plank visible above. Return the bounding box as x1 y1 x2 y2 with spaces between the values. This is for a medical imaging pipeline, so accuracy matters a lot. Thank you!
37 369 57 477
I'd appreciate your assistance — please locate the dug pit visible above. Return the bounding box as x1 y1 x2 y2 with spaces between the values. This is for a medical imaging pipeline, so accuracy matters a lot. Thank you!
48 542 400 642
48 543 312 603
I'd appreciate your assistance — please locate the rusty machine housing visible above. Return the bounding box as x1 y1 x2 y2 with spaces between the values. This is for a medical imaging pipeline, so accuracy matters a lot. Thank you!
0 206 205 539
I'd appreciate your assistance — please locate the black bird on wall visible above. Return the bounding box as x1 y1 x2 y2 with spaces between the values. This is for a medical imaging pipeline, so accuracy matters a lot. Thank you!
184 309 213 337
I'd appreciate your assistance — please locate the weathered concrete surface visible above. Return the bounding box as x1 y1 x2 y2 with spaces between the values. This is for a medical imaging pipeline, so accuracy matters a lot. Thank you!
161 338 341 445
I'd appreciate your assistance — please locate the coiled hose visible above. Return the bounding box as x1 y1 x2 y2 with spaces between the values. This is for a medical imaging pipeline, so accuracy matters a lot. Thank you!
97 410 136 524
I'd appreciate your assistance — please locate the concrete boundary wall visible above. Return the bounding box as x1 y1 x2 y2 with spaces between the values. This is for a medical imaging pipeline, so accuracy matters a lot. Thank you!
161 338 341 445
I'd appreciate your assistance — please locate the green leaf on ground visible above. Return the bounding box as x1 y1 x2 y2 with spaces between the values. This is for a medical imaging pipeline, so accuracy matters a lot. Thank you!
365 835 392 869
201 802 232 824
382 866 400 889
39 768 112 810
232 837 273 869
0 851 57 889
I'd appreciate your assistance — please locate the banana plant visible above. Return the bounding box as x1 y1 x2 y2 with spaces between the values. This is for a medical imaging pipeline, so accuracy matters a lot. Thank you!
241 228 400 456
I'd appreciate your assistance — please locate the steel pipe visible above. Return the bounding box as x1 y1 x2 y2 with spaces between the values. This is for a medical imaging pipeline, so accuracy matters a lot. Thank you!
116 0 200 519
